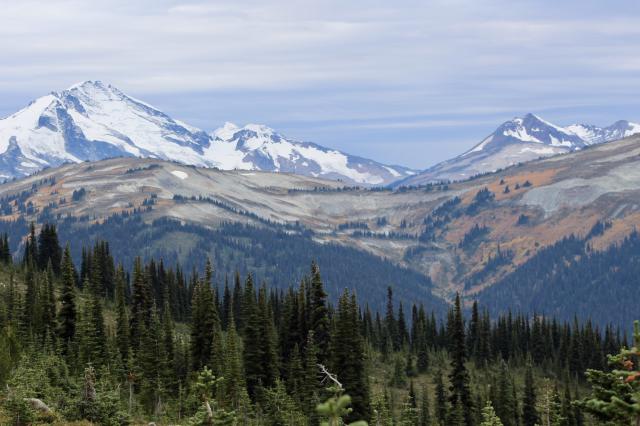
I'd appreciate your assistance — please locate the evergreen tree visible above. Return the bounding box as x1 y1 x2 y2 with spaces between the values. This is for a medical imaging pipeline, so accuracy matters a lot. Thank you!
42 262 57 342
494 360 517 426
57 245 77 349
302 330 320 420
522 363 538 426
480 401 504 426
448 293 474 426
115 265 129 364
130 257 151 352
223 314 246 410
435 371 448 426
576 320 640 425
420 384 431 426
331 290 371 422
309 261 331 363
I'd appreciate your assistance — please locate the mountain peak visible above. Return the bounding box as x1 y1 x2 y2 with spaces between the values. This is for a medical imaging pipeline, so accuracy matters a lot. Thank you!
213 122 240 140
67 80 108 91
0 83 415 185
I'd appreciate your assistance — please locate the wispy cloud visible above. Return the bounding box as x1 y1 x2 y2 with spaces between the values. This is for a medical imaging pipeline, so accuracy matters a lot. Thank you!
0 0 639 168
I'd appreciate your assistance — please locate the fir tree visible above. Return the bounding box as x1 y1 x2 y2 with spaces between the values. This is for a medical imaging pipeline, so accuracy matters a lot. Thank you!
130 257 151 352
115 265 129 364
330 290 371 422
309 261 331 363
223 314 246 410
420 384 431 426
435 371 448 426
448 293 474 426
522 363 538 426
57 245 77 349
302 330 320 420
480 401 504 426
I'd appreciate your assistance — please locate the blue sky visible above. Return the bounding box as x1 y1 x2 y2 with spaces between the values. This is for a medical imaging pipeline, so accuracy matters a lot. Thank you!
1 0 639 169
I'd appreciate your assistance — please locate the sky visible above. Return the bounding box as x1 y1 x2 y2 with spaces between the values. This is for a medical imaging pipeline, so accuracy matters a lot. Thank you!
0 0 639 169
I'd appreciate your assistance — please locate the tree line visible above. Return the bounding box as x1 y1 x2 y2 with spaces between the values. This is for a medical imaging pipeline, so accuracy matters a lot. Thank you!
0 223 633 424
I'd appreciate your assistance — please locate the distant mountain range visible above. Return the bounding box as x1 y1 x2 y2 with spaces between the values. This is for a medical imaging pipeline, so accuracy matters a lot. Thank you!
0 81 638 186
398 113 640 186
3 131 640 324
0 81 415 185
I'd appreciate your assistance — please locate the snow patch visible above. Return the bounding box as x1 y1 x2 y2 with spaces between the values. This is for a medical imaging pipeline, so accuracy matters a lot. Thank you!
171 170 188 180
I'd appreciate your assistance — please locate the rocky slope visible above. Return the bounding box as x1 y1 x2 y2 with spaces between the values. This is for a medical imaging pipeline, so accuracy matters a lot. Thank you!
2 133 640 302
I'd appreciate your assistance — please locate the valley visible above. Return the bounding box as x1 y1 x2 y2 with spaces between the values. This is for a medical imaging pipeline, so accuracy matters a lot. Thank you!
2 132 640 320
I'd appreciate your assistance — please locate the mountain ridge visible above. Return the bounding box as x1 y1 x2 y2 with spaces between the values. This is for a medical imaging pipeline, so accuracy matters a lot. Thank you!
398 112 640 186
0 80 415 185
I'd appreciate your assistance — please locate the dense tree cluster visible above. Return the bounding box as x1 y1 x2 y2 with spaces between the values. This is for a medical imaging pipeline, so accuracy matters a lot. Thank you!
480 230 640 326
0 223 630 425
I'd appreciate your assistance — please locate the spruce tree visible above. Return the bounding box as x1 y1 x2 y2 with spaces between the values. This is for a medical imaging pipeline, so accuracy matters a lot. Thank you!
448 293 474 426
435 370 448 426
494 360 517 426
302 330 320 420
522 363 538 426
42 262 57 342
115 265 129 364
309 261 330 363
419 384 431 426
130 257 151 352
330 290 371 422
223 313 246 410
57 245 77 349
190 262 219 372
480 401 504 426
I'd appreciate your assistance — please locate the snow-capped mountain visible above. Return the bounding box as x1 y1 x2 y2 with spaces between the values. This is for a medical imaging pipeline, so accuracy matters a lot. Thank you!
565 120 640 145
397 113 640 186
208 122 414 185
0 81 415 185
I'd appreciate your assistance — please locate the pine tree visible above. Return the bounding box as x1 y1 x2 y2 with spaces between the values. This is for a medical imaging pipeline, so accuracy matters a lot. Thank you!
243 274 266 399
115 265 129 364
384 286 397 352
223 314 246 410
21 266 37 334
190 366 236 425
309 261 331 363
161 300 175 390
435 371 448 426
87 278 107 367
57 245 77 350
371 391 392 426
420 384 431 426
522 363 538 426
302 330 320 420
0 233 11 264
330 290 371 422
480 401 504 426
42 262 57 342
137 305 166 414
494 360 517 426
190 263 219 372
130 257 151 352
22 222 38 267
448 293 474 426
399 387 419 426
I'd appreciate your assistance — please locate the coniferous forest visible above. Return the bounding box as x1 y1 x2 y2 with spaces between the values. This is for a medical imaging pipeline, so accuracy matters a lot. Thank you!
0 224 639 425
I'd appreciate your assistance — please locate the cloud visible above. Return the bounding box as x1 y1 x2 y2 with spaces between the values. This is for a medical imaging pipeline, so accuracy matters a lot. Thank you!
0 0 638 168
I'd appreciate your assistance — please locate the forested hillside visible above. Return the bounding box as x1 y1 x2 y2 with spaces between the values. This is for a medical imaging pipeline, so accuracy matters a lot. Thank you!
479 228 640 326
0 215 445 314
0 224 635 425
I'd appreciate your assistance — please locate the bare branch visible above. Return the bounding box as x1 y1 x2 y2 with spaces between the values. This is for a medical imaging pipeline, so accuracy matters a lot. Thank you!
317 364 343 390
